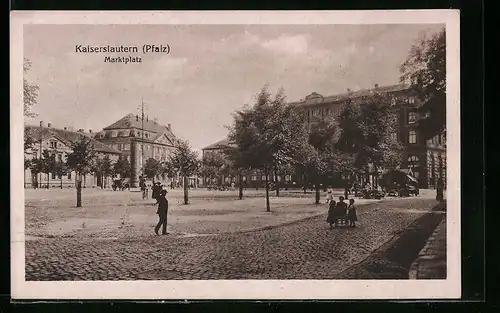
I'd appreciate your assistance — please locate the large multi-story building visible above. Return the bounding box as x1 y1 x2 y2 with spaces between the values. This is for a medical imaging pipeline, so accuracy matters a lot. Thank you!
94 113 180 187
202 83 446 189
24 122 124 188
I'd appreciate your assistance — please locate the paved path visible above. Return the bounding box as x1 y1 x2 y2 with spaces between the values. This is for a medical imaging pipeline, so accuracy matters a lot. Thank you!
26 198 438 281
409 214 447 279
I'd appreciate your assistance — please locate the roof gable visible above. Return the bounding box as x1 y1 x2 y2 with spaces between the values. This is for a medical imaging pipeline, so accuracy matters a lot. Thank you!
25 126 123 155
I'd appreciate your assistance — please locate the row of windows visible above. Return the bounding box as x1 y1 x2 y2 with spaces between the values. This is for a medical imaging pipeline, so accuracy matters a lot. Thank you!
208 175 294 183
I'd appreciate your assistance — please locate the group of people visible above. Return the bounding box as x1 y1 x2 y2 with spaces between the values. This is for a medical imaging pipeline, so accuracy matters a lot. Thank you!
326 196 358 228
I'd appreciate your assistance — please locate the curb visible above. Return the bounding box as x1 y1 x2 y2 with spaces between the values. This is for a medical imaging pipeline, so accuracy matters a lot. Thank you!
408 215 446 280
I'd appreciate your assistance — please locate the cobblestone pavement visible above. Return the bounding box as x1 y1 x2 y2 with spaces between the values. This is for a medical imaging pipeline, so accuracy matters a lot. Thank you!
25 198 439 280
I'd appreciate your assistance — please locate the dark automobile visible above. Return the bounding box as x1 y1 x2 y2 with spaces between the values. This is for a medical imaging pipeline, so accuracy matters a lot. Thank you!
362 189 385 199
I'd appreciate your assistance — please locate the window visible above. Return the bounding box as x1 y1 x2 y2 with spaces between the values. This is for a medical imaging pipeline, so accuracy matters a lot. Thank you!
390 96 396 106
58 154 62 162
52 173 56 179
251 176 257 181
407 111 417 124
408 155 420 163
408 96 416 104
261 175 266 181
124 144 130 150
285 175 291 181
242 176 247 181
50 141 57 149
408 130 417 144
67 173 72 179
390 132 398 141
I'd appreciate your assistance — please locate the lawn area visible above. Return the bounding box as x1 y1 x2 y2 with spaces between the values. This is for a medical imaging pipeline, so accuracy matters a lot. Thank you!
24 188 382 239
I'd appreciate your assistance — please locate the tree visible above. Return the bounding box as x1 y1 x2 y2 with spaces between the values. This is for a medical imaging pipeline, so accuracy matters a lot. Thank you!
66 136 96 207
29 157 43 189
200 151 226 186
143 157 161 184
100 155 114 188
223 147 250 200
400 28 446 139
53 160 68 189
228 86 308 211
113 155 131 178
23 58 39 118
40 150 56 189
294 115 354 204
337 93 404 185
168 140 200 204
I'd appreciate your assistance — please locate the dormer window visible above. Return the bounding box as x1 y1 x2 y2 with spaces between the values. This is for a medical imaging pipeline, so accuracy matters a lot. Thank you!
50 141 57 149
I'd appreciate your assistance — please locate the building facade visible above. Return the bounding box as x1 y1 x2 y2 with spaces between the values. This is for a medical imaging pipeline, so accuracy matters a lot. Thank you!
202 83 446 189
294 83 446 188
94 113 180 187
24 122 124 188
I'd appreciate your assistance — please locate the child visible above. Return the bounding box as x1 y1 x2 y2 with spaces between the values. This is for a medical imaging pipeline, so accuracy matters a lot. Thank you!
347 198 358 228
326 200 337 229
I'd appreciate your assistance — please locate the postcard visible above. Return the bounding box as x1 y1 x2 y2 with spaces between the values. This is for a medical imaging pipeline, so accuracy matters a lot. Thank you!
11 10 460 300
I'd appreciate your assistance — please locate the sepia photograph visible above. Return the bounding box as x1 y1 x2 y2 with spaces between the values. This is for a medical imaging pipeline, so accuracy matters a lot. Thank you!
11 11 460 299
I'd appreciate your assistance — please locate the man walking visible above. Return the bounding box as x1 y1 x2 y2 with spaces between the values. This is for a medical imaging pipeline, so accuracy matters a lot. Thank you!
154 189 169 235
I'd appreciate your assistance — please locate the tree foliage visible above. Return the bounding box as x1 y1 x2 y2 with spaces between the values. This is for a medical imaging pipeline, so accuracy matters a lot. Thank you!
228 85 308 210
200 151 227 183
23 58 39 118
143 157 162 182
337 93 404 174
113 155 131 178
400 28 446 139
168 140 200 204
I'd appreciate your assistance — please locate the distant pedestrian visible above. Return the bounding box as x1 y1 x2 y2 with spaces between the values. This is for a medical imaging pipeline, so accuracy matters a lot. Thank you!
347 198 358 228
154 189 169 235
344 186 349 199
326 200 337 229
326 186 333 203
436 178 444 202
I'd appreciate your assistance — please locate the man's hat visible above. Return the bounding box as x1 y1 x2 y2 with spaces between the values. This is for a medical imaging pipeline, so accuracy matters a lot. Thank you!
160 189 167 196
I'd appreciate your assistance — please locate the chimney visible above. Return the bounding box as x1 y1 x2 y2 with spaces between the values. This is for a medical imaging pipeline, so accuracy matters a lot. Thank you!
89 129 92 133
167 123 171 130
374 84 379 88
39 121 44 127
47 122 52 128
136 115 139 121
64 127 67 131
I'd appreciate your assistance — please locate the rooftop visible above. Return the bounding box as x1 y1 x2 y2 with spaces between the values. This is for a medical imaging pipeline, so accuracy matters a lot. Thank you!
25 125 123 155
202 138 235 150
291 83 410 107
100 113 179 144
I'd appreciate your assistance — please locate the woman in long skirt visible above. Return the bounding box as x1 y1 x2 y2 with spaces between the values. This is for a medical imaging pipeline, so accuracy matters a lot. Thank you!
327 200 337 229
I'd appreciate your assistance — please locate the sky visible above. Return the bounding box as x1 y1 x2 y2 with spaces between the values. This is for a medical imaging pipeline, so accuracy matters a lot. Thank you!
23 24 443 151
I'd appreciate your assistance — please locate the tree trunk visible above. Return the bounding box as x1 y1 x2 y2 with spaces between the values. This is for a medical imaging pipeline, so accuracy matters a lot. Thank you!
76 177 82 207
274 166 280 197
264 167 270 212
315 178 321 205
238 173 243 200
60 176 63 189
46 173 50 189
183 175 189 205
303 172 307 194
